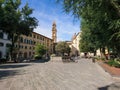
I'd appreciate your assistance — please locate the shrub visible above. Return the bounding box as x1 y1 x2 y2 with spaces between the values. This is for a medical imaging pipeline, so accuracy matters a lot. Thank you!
107 60 114 66
0 58 7 63
93 56 100 60
100 57 106 61
51 54 56 57
95 56 99 60
107 60 120 68
34 55 42 60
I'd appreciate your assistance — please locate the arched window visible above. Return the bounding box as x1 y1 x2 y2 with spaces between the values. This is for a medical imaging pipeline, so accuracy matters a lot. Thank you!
0 32 3 39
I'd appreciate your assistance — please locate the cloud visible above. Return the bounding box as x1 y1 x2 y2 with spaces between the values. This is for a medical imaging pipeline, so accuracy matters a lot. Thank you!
33 10 80 41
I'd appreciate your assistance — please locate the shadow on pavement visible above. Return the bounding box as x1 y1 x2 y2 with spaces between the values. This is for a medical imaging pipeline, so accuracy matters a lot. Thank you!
98 82 120 90
0 70 23 80
0 64 31 69
29 59 50 63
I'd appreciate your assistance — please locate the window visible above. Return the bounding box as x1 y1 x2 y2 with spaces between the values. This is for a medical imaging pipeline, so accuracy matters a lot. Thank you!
30 40 33 45
20 37 23 43
29 34 32 37
0 42 4 46
34 41 36 45
8 35 11 40
37 36 39 39
24 39 26 43
29 46 31 49
28 40 30 44
29 52 31 56
34 35 36 38
27 39 29 44
25 46 27 49
0 32 3 39
40 37 42 40
6 43 11 47
21 46 24 48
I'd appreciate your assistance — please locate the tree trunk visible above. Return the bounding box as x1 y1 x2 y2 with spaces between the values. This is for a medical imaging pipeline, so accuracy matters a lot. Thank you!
100 47 106 59
16 35 21 62
9 33 18 62
94 50 96 56
9 34 14 62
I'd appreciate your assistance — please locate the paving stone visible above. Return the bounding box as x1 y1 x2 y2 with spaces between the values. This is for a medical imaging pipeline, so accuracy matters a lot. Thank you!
0 59 119 90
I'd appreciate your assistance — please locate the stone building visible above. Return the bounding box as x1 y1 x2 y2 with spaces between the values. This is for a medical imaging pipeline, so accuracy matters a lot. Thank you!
14 32 53 59
66 32 81 56
0 22 57 60
70 32 80 56
13 22 57 59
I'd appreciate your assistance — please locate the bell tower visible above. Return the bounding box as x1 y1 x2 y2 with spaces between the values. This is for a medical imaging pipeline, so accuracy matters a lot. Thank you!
52 21 57 43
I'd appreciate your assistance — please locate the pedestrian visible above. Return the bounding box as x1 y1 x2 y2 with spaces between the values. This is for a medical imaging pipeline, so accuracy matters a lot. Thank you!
92 57 95 63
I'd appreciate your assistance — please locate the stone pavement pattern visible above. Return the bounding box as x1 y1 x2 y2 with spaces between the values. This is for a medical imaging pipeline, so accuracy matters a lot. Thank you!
0 59 119 90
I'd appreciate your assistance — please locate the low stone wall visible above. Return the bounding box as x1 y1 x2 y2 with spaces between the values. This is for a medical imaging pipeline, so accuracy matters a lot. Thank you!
50 56 62 62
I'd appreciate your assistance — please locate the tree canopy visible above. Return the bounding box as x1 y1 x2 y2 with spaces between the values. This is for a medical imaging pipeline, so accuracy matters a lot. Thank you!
55 41 71 56
0 0 38 60
57 0 120 57
0 0 38 34
35 44 47 57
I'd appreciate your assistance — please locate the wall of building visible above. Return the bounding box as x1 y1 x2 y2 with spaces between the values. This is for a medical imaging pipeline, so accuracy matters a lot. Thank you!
14 32 53 59
70 32 81 56
0 31 11 59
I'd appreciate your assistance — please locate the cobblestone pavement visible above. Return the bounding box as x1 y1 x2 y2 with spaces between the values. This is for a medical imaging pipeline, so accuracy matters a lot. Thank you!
0 59 119 90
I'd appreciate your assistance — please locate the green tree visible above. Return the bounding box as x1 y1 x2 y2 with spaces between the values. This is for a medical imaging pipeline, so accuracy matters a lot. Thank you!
57 0 120 57
35 44 46 59
55 41 71 56
0 0 38 61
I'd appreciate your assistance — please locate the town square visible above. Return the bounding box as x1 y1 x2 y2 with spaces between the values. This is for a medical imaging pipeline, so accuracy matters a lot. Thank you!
0 0 120 90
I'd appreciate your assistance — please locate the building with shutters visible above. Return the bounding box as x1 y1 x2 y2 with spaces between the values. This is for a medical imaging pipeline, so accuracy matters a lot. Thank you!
14 32 54 59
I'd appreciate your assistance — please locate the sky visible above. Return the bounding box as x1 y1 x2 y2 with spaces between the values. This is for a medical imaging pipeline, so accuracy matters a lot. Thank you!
21 0 80 41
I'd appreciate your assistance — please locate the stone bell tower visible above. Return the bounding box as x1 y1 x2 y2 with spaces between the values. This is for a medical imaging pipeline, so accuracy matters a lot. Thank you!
52 21 57 43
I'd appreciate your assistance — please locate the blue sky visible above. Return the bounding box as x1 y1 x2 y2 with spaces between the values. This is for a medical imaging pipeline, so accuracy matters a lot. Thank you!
21 0 80 41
